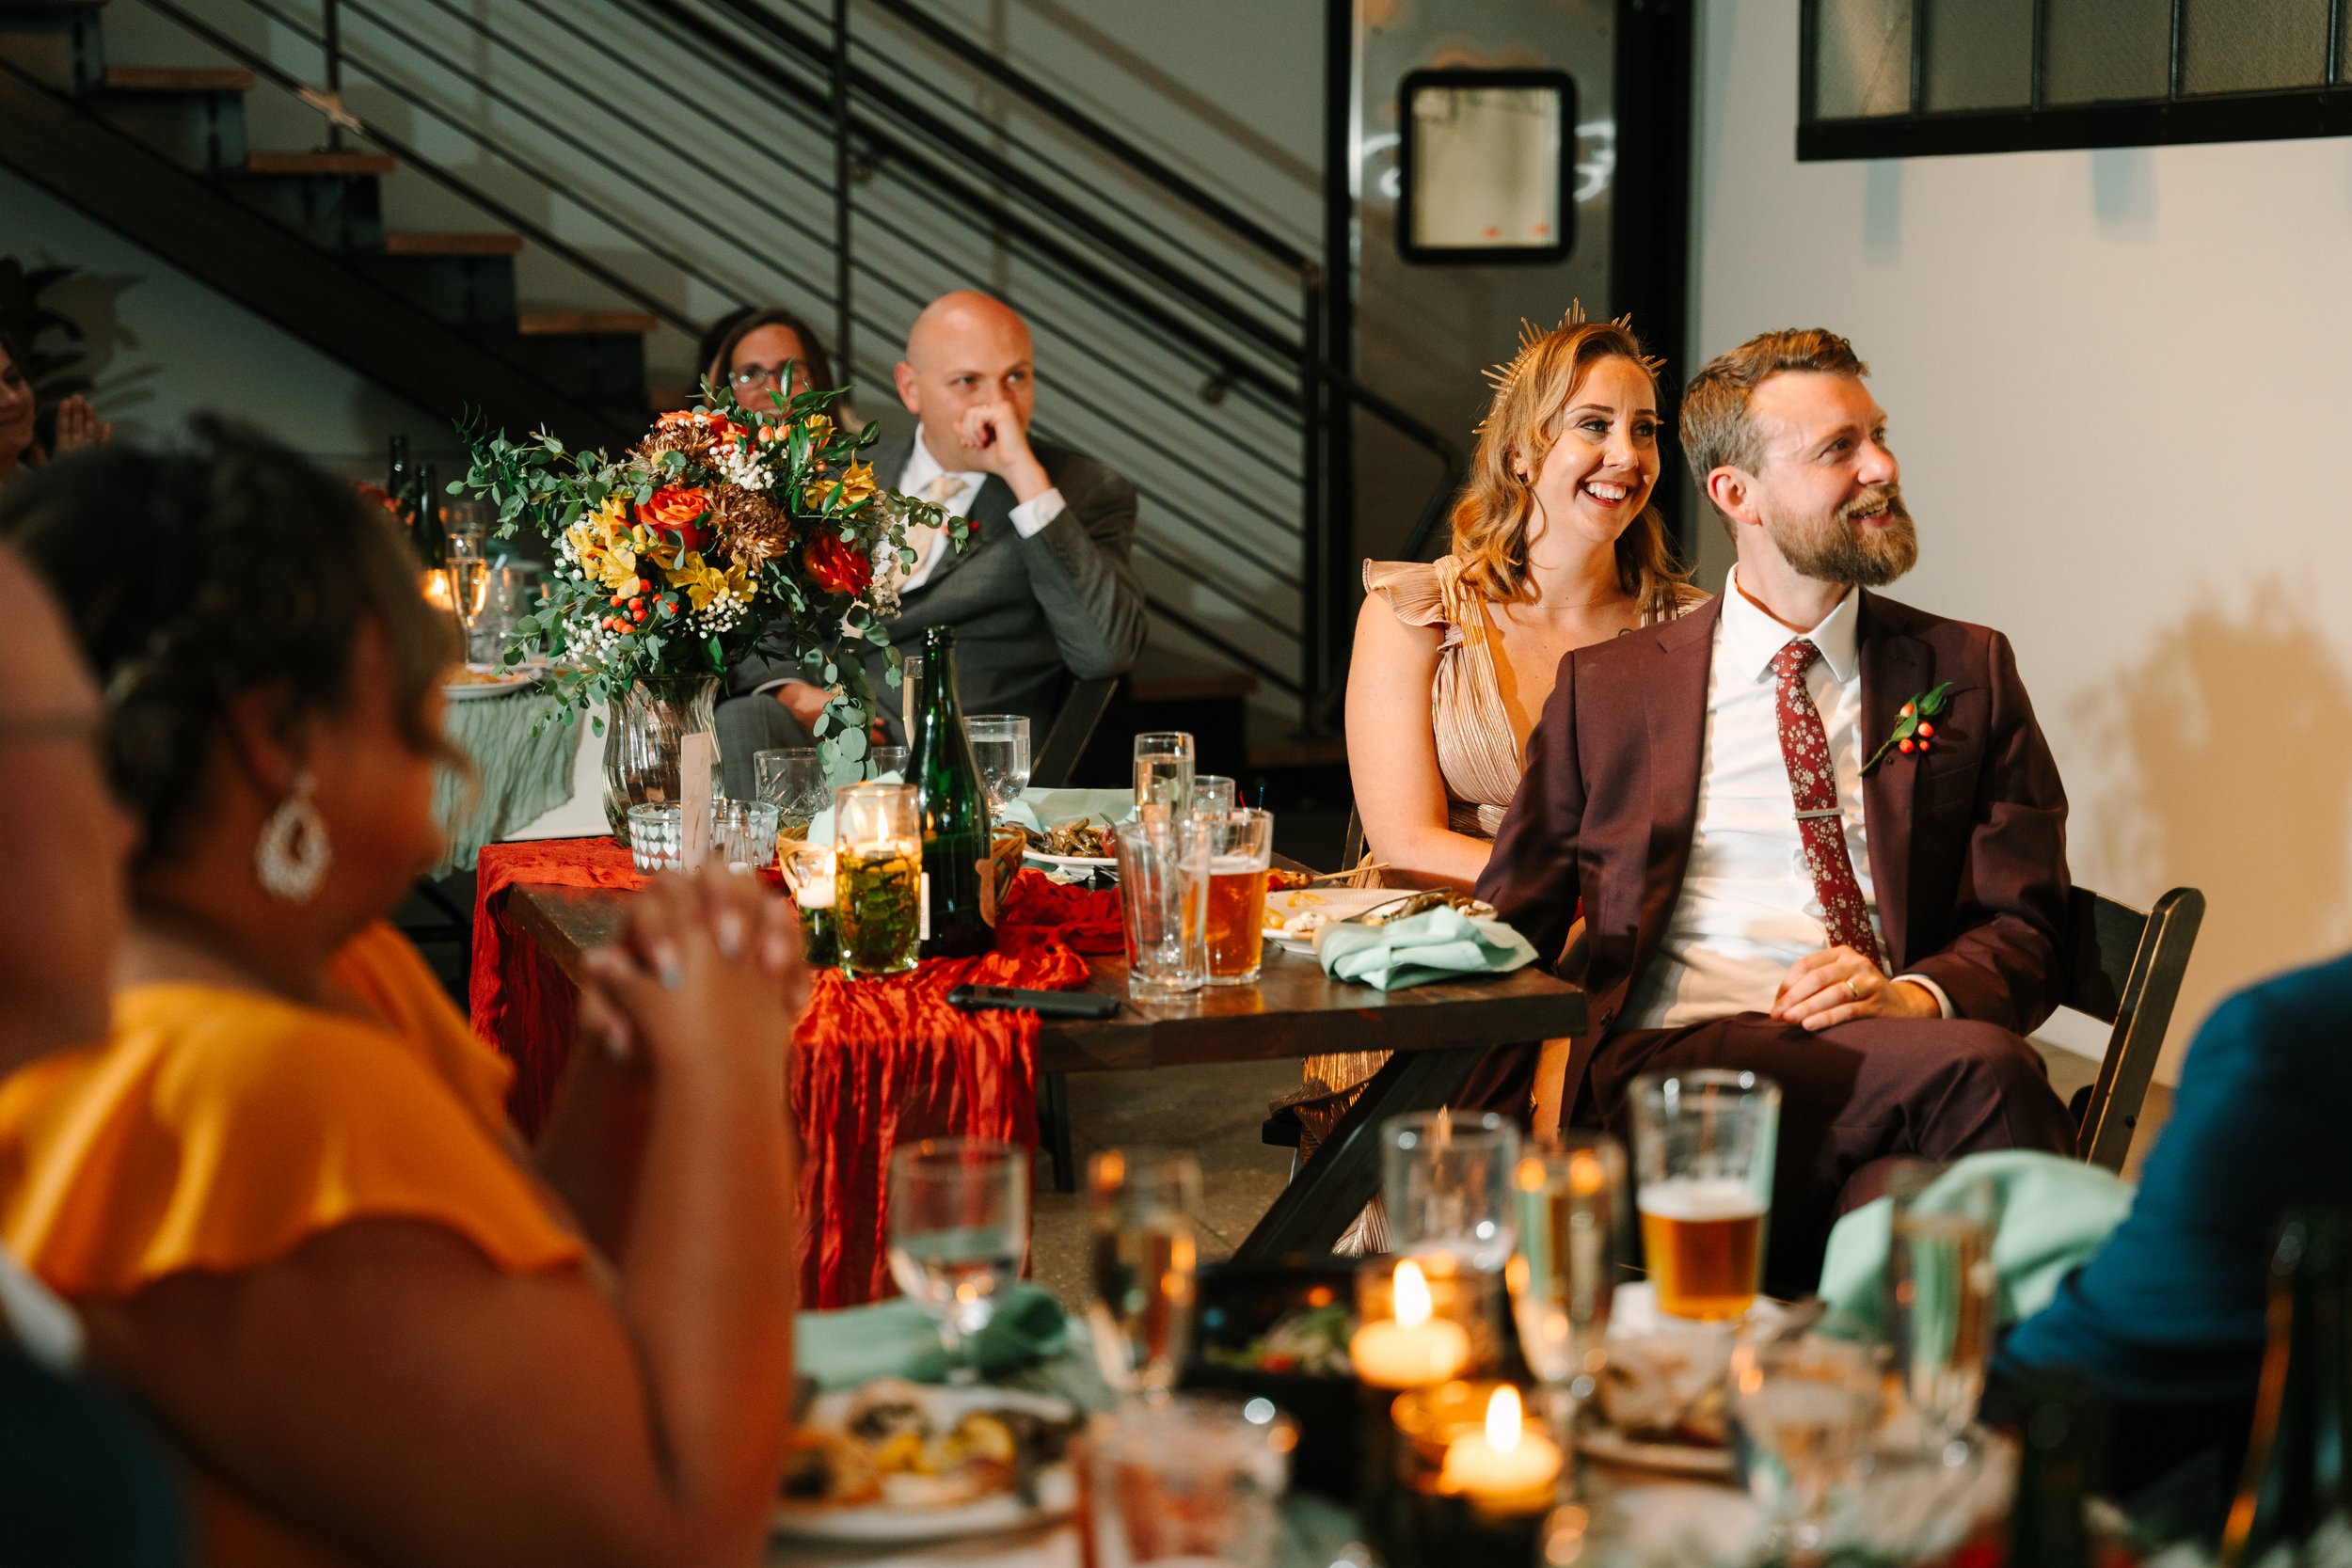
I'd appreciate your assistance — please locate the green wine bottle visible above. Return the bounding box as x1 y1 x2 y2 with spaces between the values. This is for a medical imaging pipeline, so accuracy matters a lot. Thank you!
412 461 448 569
2221 1211 2352 1568
906 626 993 958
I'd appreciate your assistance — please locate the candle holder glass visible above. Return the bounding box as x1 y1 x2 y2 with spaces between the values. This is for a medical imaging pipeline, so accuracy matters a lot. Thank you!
1387 1380 1558 1568
1351 1250 1500 1388
778 841 839 969
1382 1110 1522 1272
834 782 921 977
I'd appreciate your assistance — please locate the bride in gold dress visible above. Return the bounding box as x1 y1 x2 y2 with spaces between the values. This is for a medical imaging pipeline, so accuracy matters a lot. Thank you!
1291 310 1707 1235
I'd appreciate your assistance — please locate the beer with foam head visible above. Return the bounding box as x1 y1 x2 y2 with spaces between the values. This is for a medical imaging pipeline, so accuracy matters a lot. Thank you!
1637 1176 1766 1322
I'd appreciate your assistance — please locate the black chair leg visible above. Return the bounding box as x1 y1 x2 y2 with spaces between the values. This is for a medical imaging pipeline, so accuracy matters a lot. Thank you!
1040 1070 1077 1194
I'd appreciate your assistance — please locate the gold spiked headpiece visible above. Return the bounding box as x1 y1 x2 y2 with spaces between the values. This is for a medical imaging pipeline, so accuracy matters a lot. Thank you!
1476 302 1665 435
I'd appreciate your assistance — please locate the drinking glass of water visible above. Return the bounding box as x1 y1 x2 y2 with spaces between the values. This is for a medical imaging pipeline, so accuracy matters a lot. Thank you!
755 746 830 839
1382 1109 1521 1272
1088 1148 1202 1402
965 714 1032 817
886 1138 1028 1384
1134 731 1196 815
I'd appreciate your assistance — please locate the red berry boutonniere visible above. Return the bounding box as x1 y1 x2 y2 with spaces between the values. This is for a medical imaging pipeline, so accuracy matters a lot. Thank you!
1864 681 1955 773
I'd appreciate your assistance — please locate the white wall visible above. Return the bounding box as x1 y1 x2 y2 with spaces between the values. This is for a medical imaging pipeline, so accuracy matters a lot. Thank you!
1691 0 2352 1074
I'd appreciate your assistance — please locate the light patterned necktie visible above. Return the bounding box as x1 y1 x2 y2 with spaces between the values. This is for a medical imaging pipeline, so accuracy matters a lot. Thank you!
882 472 960 594
1770 639 1886 969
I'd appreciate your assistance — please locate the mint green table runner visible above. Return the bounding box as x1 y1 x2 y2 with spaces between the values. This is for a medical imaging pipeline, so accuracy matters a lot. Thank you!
433 689 584 877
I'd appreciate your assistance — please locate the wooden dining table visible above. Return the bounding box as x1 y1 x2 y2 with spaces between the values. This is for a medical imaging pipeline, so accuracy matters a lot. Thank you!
503 880 1587 1261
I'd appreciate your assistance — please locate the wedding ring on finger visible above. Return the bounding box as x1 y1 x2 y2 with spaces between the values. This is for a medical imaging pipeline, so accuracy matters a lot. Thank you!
1844 977 1864 1003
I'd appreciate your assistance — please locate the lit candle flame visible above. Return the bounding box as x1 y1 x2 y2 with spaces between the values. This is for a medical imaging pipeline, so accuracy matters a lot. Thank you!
1486 1385 1523 1454
1568 1151 1607 1198
1394 1259 1433 1328
1432 1104 1453 1147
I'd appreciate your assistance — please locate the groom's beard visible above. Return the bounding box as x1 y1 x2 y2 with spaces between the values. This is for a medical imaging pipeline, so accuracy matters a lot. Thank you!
1769 484 1918 588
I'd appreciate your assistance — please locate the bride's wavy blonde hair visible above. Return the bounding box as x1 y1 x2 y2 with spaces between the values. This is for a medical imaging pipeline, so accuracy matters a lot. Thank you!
1449 308 1692 619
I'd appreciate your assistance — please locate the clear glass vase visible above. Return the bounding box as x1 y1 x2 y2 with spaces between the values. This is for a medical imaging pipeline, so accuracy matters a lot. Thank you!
603 674 723 844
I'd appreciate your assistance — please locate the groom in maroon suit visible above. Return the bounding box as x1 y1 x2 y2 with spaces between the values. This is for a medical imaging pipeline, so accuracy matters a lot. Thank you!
1473 327 2077 1292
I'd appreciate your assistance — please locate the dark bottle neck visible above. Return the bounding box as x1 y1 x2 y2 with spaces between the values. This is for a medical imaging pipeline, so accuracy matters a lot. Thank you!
2008 1373 2100 1568
2227 1214 2352 1562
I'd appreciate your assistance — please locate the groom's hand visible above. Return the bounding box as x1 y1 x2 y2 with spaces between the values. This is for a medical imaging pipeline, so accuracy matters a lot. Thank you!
1772 945 1939 1032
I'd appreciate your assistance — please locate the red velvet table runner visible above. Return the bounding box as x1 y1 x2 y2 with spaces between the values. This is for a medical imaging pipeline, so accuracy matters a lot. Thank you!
469 838 1120 1307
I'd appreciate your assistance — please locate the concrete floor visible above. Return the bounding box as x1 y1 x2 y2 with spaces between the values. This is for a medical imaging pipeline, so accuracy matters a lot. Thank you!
1025 1039 2173 1309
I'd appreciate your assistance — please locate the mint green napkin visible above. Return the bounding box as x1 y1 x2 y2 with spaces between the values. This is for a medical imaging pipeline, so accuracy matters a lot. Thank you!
794 1283 1070 1391
1312 906 1538 991
1818 1150 2133 1336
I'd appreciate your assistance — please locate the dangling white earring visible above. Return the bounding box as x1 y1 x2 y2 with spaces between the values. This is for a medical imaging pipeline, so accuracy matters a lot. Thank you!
255 768 331 904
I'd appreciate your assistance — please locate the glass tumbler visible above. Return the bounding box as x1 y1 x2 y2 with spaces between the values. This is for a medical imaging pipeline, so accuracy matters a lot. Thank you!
1113 813 1210 1001
625 803 683 873
1086 1393 1295 1568
833 782 921 977
1202 807 1274 985
710 800 781 874
1629 1069 1781 1322
1383 1109 1522 1272
869 744 910 781
1190 774 1238 816
754 746 829 841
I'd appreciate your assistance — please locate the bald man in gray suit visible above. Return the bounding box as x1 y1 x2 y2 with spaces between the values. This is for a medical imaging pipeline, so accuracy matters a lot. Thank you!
720 292 1146 795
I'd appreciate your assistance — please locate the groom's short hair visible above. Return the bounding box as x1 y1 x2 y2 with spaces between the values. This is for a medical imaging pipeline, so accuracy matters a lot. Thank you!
1681 328 1870 485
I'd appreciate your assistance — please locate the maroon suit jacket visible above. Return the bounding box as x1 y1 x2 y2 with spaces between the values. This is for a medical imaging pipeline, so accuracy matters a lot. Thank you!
1472 590 2071 1111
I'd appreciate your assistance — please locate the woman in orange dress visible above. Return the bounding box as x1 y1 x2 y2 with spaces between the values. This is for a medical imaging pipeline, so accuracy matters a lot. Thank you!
0 422 809 1568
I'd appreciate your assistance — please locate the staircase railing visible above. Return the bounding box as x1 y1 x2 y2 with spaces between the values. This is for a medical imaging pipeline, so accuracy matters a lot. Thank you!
120 0 1464 729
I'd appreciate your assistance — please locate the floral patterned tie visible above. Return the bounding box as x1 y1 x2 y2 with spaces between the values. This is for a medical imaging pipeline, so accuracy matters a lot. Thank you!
1771 640 1886 970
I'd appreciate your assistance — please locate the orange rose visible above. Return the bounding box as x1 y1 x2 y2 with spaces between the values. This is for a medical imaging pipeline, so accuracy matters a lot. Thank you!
636 484 712 552
803 531 872 597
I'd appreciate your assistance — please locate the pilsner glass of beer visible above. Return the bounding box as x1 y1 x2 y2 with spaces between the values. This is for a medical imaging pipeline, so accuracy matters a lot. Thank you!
1201 807 1274 985
1628 1069 1780 1322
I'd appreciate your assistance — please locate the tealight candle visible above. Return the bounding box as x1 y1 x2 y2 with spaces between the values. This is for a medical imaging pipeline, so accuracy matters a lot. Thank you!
1437 1385 1562 1510
1349 1259 1473 1389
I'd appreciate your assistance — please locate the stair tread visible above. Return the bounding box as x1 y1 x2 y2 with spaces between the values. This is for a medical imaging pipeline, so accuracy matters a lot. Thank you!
102 65 252 91
516 309 658 336
246 150 395 174
383 230 523 256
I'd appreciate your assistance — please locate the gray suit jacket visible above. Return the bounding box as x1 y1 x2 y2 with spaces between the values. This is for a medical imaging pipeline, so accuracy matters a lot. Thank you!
731 429 1147 740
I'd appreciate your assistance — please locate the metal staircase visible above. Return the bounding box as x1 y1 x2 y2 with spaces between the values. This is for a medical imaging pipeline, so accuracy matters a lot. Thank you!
0 0 1465 737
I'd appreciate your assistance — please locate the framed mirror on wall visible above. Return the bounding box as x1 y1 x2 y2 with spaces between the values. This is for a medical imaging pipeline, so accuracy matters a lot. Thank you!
1394 67 1577 264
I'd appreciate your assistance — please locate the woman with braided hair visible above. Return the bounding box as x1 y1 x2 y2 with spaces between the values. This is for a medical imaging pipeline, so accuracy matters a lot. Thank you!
0 420 808 1568
1288 312 1707 1198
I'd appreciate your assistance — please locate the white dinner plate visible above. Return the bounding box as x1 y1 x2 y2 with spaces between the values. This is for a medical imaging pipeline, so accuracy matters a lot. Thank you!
1263 886 1412 952
1024 851 1116 875
772 1386 1079 1544
440 664 535 700
1577 1425 1739 1479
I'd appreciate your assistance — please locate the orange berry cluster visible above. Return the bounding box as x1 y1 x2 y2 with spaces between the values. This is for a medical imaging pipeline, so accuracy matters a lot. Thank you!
599 576 667 634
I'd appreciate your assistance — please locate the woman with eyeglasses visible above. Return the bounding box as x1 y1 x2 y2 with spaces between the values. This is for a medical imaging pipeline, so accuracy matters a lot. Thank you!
698 306 852 422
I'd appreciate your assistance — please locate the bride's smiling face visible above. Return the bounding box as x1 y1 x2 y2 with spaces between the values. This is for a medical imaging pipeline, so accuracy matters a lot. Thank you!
1521 356 1661 555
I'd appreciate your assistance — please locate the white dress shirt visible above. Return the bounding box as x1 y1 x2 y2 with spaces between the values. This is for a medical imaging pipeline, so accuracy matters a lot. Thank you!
888 431 1068 594
1621 565 1952 1030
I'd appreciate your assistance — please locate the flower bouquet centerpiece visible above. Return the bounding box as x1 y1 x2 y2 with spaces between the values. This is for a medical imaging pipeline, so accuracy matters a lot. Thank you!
461 381 961 841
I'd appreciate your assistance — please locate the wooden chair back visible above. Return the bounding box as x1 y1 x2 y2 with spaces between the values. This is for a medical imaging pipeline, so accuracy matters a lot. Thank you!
2059 884 2205 1173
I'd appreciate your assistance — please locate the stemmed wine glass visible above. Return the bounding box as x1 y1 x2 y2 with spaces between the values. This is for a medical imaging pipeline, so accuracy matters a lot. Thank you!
966 715 1032 821
885 1139 1028 1384
1507 1133 1628 1457
1087 1148 1202 1402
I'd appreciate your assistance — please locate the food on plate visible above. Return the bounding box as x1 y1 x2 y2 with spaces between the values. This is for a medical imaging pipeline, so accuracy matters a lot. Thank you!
1266 867 1316 891
1263 891 1325 930
1201 1299 1356 1376
1023 820 1113 860
1593 1331 1736 1449
442 664 521 687
779 1380 1083 1510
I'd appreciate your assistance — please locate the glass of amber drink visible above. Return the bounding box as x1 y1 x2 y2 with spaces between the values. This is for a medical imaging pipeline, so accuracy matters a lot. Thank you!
1628 1069 1780 1322
1202 808 1274 985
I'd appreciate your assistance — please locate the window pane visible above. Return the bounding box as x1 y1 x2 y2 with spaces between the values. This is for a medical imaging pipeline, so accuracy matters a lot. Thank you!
2043 0 2171 103
1923 0 2033 110
2182 0 2329 94
1814 0 1914 119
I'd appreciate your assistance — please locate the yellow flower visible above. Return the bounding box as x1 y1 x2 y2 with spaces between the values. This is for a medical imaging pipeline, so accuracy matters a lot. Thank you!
803 457 877 513
801 412 835 445
666 550 753 612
